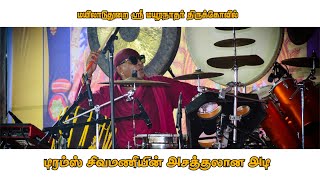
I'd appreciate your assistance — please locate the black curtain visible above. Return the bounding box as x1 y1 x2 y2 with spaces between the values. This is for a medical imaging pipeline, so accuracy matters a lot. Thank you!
0 28 7 123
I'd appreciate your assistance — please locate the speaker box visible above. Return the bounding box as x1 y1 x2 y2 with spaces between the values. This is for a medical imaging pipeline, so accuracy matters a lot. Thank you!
185 92 267 149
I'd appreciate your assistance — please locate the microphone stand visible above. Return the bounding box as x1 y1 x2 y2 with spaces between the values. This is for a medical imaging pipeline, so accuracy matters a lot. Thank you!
101 27 120 149
83 73 101 149
176 92 184 149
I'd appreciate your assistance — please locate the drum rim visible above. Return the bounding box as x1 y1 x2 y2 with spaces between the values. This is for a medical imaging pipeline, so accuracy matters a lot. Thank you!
270 77 296 92
135 133 179 138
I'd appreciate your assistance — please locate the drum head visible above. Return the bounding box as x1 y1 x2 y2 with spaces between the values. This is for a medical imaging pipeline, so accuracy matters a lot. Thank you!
185 27 284 85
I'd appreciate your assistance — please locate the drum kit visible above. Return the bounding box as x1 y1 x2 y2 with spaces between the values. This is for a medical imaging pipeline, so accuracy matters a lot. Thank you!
43 27 319 150
175 27 319 149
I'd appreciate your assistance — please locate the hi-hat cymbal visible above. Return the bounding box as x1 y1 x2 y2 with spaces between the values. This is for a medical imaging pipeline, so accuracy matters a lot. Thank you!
207 55 264 69
281 57 319 68
99 77 170 86
215 27 249 31
214 38 255 47
174 69 224 80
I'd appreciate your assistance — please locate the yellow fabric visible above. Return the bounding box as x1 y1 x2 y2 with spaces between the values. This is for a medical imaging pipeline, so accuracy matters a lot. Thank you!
12 28 46 129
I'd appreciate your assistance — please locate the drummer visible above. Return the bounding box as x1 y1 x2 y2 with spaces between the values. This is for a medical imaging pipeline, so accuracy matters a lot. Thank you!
78 48 199 149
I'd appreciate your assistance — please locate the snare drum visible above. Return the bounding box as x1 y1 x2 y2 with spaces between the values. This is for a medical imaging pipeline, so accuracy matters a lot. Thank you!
134 134 179 149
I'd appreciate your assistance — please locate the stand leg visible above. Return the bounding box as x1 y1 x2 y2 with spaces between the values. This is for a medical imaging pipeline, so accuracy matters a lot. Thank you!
95 107 100 149
232 27 238 144
300 85 305 149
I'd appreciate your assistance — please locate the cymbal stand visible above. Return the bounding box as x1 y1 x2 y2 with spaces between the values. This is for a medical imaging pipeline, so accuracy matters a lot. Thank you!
289 51 317 149
230 28 241 144
306 50 317 81
63 91 136 126
289 81 306 149
196 68 205 93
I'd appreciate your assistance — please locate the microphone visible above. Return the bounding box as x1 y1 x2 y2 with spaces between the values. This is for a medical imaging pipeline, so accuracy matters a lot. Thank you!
176 92 182 128
268 62 290 83
136 99 152 129
102 27 121 54
8 111 23 124
268 74 276 83
132 70 138 78
83 73 94 108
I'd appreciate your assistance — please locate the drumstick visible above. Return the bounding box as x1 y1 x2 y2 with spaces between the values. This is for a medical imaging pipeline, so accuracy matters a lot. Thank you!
86 28 117 72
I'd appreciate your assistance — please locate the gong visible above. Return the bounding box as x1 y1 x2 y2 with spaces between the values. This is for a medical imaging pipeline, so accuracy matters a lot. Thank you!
185 27 284 86
87 27 181 76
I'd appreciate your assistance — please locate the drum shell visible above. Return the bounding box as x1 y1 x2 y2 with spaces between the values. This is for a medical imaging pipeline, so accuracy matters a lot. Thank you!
272 79 319 133
135 134 179 149
53 106 111 149
261 99 300 149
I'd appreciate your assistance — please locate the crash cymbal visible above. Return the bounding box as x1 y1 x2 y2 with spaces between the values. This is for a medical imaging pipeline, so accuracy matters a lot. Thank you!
207 55 264 69
215 27 250 31
174 69 224 80
281 57 319 68
99 77 170 86
214 38 256 47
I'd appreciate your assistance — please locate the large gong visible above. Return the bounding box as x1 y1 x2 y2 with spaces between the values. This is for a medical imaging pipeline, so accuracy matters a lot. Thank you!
87 27 181 76
185 27 284 86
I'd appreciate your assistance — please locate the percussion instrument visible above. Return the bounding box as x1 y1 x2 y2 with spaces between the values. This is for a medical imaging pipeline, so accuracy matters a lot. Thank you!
134 134 179 149
215 27 249 31
88 27 181 76
186 27 284 86
250 84 302 148
51 106 112 149
271 78 319 132
214 38 255 47
260 98 300 149
251 77 320 148
282 57 319 68
99 77 170 87
174 69 224 80
207 55 264 69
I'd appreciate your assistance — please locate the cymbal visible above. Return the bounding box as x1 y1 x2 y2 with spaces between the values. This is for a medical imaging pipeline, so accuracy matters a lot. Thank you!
174 69 224 80
207 55 264 69
281 57 319 68
99 77 170 86
214 38 255 47
215 27 249 31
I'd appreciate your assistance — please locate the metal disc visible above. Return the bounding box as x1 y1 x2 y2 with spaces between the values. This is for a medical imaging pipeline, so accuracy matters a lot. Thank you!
87 27 181 76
